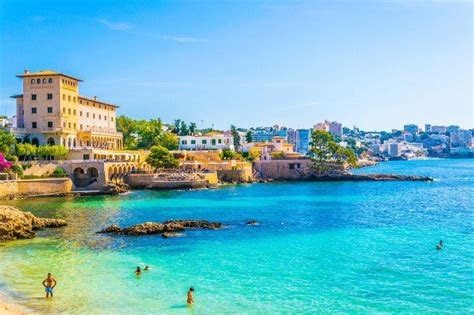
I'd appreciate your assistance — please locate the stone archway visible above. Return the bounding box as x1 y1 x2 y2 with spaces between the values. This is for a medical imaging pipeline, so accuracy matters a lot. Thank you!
47 137 55 146
32 138 39 146
73 167 87 188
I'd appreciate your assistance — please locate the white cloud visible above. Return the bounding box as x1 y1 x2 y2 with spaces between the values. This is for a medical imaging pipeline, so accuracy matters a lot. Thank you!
160 35 207 43
97 19 133 31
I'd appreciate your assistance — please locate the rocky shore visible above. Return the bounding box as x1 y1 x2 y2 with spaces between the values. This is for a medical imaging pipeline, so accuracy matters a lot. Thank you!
307 173 433 181
98 219 222 237
0 205 67 242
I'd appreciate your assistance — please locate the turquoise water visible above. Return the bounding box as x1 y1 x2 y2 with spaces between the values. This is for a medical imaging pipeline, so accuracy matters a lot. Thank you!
1 159 473 313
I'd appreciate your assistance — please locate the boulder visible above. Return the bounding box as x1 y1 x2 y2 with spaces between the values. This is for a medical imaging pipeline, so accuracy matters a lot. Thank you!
161 232 183 238
0 205 66 242
246 220 259 225
98 219 222 236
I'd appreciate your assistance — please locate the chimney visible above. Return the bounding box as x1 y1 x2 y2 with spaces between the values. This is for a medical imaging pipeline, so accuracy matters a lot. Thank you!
94 96 97 100
24 69 29 74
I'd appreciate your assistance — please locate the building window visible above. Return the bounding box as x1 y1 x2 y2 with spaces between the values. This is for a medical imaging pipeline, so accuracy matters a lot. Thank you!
80 111 83 117
202 140 207 144
83 154 90 160
93 114 95 119
99 115 101 120
42 78 46 83
32 122 37 129
31 107 37 114
73 97 76 103
48 121 53 128
47 93 53 100
87 113 89 118
104 116 107 121
73 109 76 115
289 163 295 170
36 79 40 84
68 122 71 128
74 123 76 130
31 94 37 100
63 122 66 127
218 139 222 144
68 95 71 102
80 124 83 130
68 108 71 114
191 140 196 144
31 79 35 84
48 78 52 83
47 107 53 113
182 140 187 145
111 117 114 122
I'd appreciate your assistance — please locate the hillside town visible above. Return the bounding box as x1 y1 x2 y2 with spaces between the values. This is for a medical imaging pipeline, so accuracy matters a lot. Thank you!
0 70 472 199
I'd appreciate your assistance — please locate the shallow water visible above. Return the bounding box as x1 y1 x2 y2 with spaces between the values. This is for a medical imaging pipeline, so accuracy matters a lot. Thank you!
1 159 473 313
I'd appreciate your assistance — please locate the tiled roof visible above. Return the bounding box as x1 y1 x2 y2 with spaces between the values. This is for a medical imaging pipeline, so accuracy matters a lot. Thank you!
78 95 119 108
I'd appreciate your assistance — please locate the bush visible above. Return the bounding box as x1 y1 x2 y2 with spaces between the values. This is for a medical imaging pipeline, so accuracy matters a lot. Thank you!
52 167 67 177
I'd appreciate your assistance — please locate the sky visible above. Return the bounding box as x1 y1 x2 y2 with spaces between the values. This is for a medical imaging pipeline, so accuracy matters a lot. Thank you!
0 0 472 131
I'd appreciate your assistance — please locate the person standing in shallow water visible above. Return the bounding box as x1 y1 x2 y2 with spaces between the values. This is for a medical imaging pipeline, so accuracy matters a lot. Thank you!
135 266 142 276
42 273 57 298
187 287 194 305
436 240 443 250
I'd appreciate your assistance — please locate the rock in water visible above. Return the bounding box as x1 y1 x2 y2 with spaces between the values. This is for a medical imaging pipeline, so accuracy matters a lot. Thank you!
98 219 222 236
246 220 259 225
161 232 183 238
0 205 66 242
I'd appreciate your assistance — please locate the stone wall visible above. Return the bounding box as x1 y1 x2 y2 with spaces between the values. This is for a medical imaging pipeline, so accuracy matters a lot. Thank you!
16 178 73 197
217 169 254 183
0 181 17 200
253 159 345 180
125 174 208 190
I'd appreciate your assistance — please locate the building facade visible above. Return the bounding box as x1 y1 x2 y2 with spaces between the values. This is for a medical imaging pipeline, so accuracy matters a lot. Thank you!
178 132 234 150
313 120 342 137
288 129 311 155
9 70 127 160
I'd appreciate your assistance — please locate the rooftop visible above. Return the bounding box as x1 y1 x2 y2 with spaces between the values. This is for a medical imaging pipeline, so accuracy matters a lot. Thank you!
17 70 83 82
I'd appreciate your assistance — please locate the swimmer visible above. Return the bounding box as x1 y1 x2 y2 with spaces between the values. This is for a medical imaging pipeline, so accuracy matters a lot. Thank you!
42 273 57 298
144 265 150 271
187 287 194 305
135 266 142 276
436 240 443 250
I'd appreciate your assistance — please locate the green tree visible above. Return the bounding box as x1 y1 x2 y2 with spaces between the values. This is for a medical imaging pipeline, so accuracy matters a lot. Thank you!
116 115 138 149
180 121 189 136
137 119 163 148
155 132 179 150
0 129 16 156
146 145 179 170
37 145 68 160
15 143 37 161
245 130 253 143
309 130 357 172
173 119 182 135
230 125 241 151
189 122 197 135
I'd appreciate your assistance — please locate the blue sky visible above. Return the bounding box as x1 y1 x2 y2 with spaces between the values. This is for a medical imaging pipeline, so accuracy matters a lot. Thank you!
0 0 472 131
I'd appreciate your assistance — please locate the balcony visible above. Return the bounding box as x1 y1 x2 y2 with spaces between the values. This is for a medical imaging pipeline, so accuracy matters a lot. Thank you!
41 127 64 133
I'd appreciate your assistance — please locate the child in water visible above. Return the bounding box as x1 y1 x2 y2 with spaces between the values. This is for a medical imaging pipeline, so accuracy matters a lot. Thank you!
187 287 194 305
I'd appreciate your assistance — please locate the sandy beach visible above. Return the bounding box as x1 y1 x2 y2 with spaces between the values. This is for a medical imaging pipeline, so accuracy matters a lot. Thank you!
0 301 26 315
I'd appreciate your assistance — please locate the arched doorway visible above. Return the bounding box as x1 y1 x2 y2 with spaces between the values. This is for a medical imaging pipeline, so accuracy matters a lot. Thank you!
47 137 55 146
87 167 99 185
73 167 88 188
32 138 39 146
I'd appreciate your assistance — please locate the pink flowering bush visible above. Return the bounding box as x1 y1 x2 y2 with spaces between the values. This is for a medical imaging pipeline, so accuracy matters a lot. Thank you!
0 153 13 172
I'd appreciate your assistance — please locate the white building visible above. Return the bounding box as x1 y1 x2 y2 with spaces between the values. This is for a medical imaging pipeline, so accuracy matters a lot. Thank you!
178 132 234 151
387 142 400 157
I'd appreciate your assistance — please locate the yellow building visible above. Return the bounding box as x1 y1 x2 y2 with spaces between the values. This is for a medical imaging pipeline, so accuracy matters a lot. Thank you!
247 136 305 160
9 70 142 161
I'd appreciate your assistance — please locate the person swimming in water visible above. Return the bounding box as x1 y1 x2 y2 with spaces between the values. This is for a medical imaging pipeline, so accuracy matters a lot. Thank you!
144 265 150 271
42 273 57 298
187 287 194 305
135 266 142 276
436 240 443 250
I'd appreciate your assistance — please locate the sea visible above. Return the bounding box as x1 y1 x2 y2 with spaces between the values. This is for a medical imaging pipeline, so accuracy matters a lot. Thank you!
0 159 473 313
